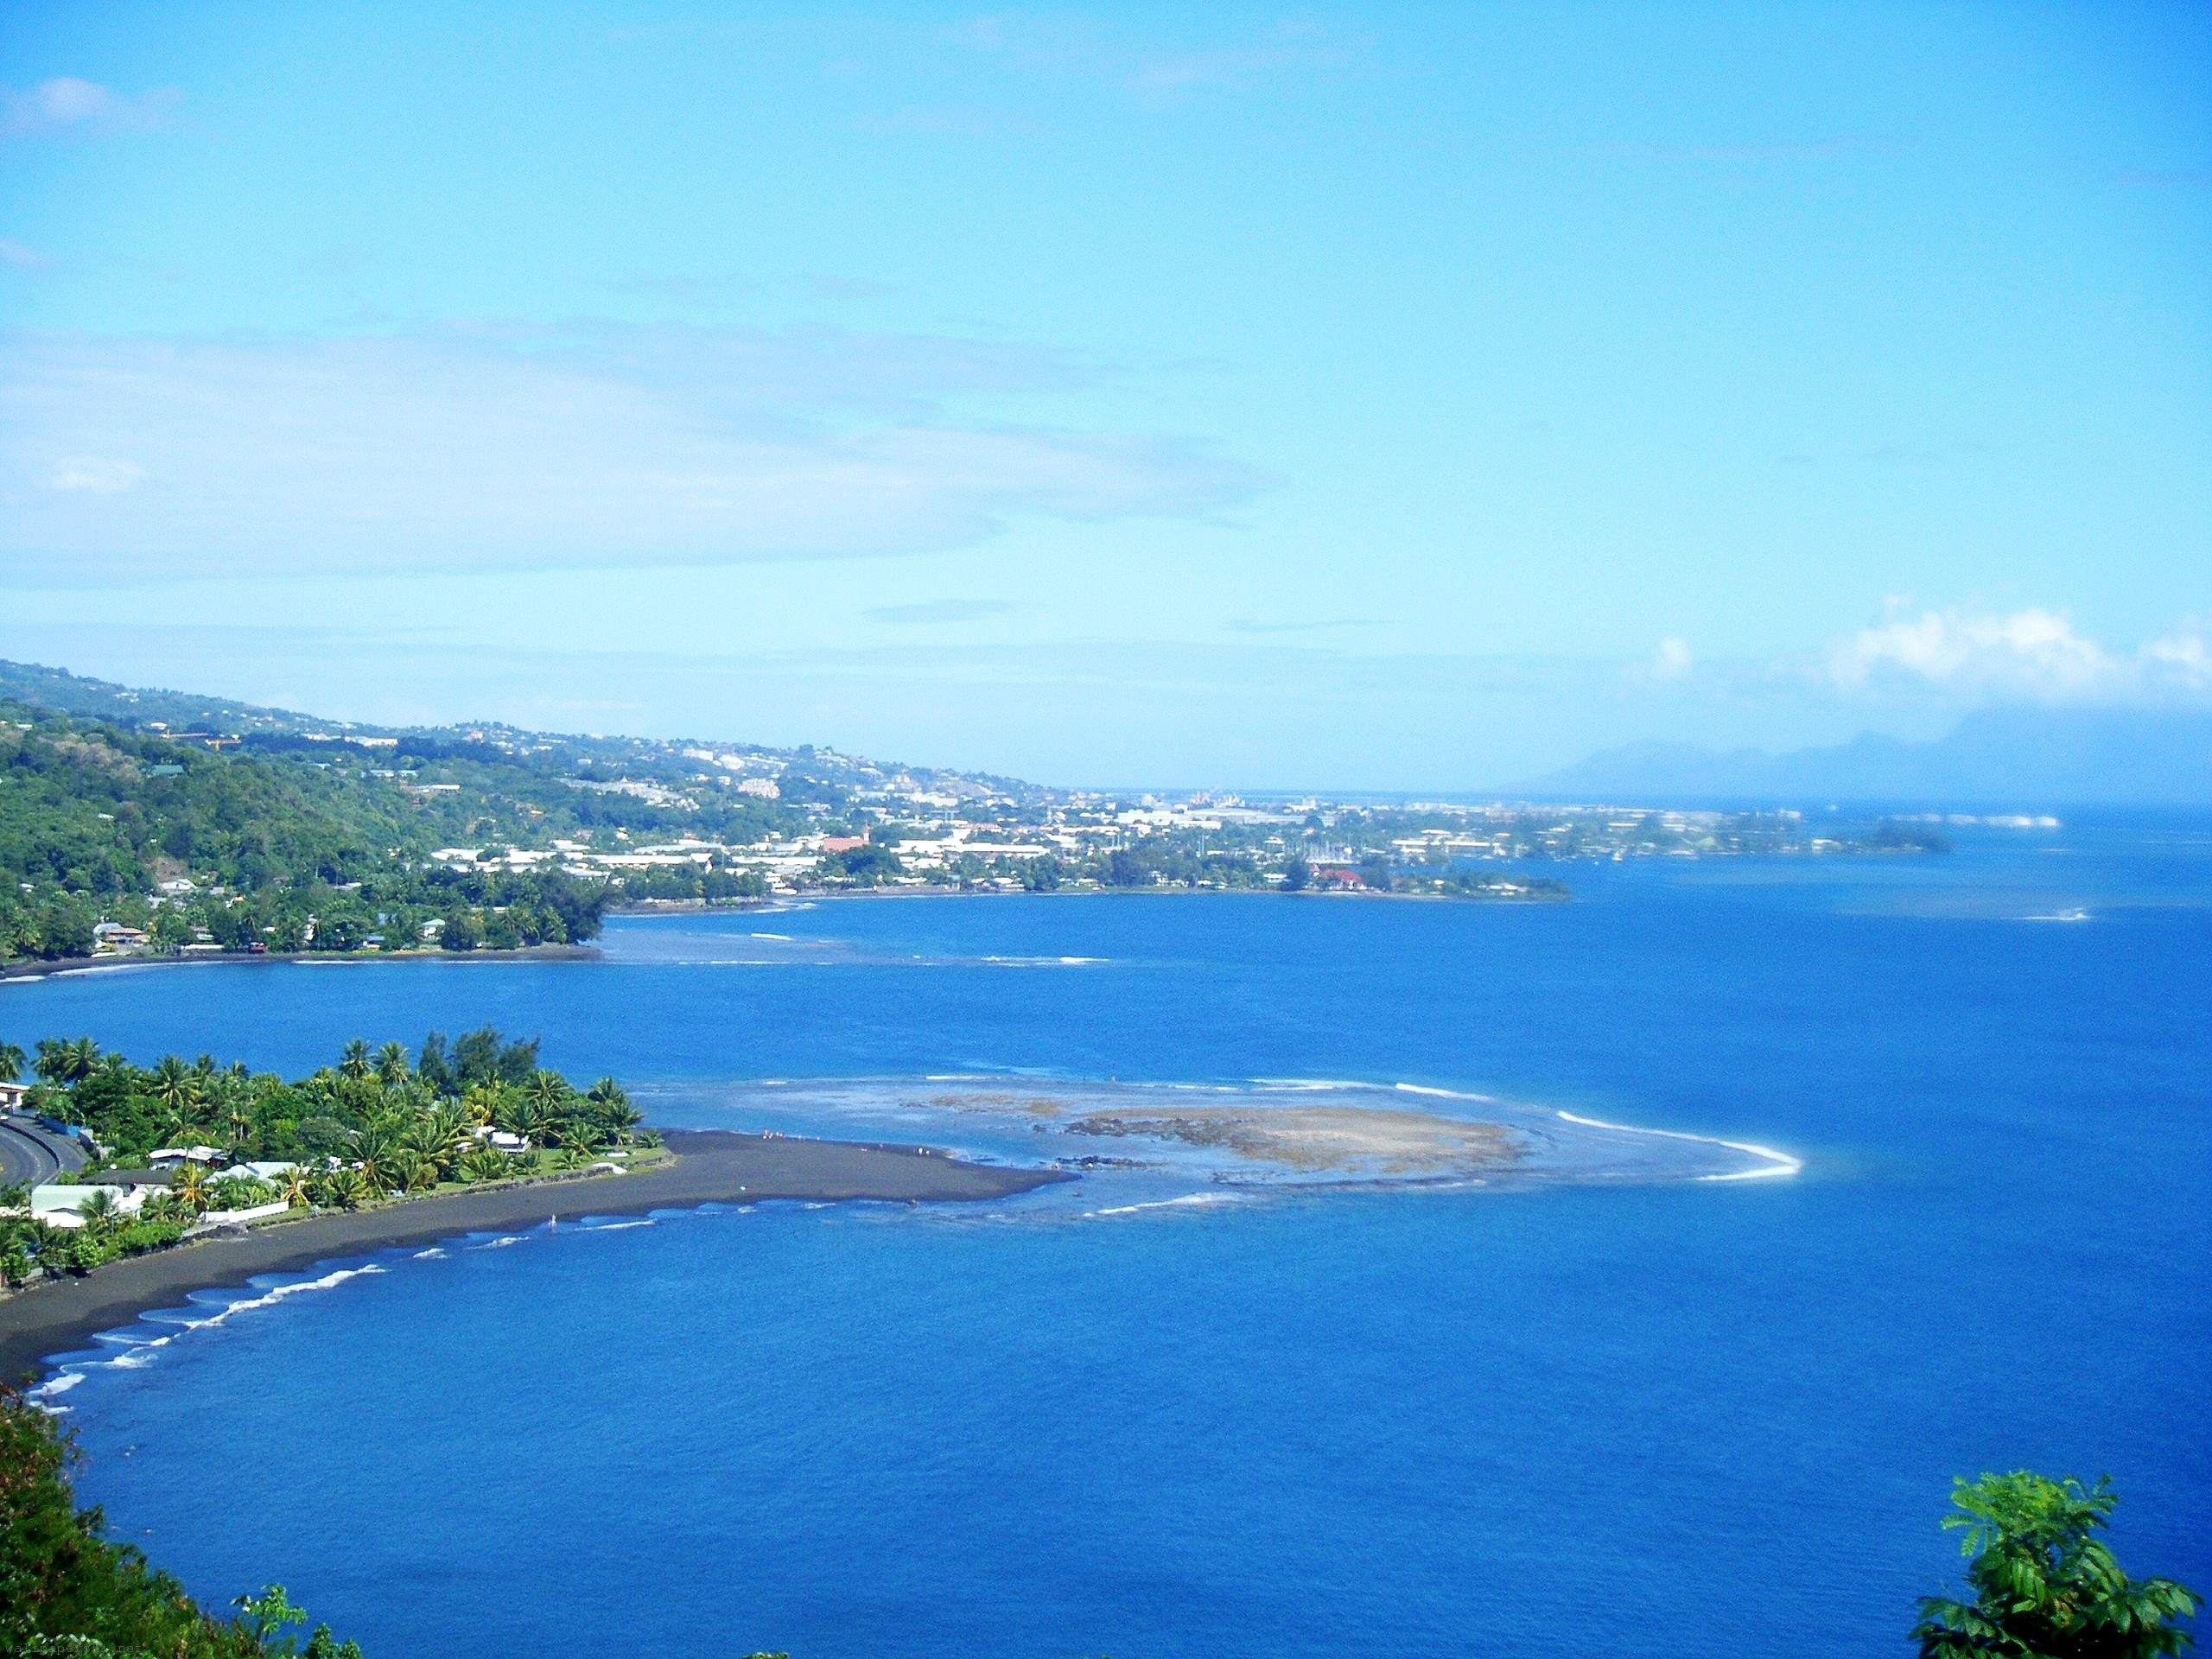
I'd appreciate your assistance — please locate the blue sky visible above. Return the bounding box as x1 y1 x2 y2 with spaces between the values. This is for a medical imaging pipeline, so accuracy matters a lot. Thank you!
2 3 2207 787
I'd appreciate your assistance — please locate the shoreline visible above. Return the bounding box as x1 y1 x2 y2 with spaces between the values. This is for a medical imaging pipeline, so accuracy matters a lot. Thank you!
0 942 601 982
0 1128 1071 1383
0 887 1573 985
619 885 1569 912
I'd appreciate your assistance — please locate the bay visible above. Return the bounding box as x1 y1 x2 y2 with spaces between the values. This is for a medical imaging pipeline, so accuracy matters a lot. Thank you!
12 814 2210 1656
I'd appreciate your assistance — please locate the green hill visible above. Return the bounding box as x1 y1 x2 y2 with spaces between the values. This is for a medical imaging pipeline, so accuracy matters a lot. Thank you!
0 702 611 960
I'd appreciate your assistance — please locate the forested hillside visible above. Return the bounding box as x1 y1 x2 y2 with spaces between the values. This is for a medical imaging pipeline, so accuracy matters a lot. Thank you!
0 703 609 961
0 654 1053 964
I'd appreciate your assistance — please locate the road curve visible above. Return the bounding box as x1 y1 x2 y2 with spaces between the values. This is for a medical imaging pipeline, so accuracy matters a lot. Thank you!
0 1117 86 1189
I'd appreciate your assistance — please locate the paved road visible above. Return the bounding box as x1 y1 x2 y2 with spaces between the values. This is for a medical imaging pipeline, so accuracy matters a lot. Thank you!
0 1116 87 1188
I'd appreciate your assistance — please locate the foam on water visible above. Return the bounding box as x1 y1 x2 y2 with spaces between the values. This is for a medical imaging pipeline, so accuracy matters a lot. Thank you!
639 1073 1795 1194
32 1264 389 1405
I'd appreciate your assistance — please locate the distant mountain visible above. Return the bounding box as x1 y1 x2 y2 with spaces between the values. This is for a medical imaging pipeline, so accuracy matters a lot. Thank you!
1516 707 2212 807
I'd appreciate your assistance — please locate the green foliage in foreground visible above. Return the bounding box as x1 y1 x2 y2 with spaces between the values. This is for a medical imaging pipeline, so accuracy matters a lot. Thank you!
1 1388 360 1658
1914 1472 2197 1657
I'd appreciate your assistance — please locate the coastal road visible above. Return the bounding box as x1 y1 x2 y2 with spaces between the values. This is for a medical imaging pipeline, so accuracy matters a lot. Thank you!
0 1116 86 1188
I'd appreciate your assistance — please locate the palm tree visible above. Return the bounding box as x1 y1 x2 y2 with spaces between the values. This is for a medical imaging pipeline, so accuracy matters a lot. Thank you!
588 1078 644 1135
314 1166 371 1209
551 1116 606 1154
170 1163 211 1215
149 1055 201 1118
523 1069 573 1114
401 1109 467 1182
77 1185 122 1233
0 1042 24 1085
338 1039 372 1081
279 1165 314 1209
374 1041 411 1087
139 1189 187 1226
353 1123 402 1194
430 1103 471 1160
455 1143 512 1184
35 1037 99 1087
462 1081 506 1129
500 1097 548 1147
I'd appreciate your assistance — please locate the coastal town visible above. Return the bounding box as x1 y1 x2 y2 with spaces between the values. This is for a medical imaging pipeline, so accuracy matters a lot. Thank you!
2 658 1961 971
429 772 1944 904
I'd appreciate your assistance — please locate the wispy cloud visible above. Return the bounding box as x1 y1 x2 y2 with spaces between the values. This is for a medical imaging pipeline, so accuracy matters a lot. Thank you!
953 16 1340 99
47 455 143 494
3 77 180 137
0 238 51 271
1823 606 2211 702
864 599 1015 626
1128 28 1334 96
0 322 1267 583
1222 617 1382 634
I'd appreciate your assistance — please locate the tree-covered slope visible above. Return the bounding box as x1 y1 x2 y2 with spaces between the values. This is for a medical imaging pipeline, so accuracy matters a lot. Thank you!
0 702 608 961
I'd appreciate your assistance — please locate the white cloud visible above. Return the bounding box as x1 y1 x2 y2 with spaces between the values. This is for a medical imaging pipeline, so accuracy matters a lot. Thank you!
0 238 50 271
47 455 142 494
2 78 179 137
0 323 1265 582
2143 622 2212 689
1825 606 2209 702
1650 636 1693 680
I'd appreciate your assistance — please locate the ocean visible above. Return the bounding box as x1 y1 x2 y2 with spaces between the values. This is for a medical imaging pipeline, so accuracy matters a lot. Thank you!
10 814 2209 1657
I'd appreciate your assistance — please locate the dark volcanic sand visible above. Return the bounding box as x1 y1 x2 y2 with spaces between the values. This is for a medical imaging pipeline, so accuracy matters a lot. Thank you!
0 1130 1071 1383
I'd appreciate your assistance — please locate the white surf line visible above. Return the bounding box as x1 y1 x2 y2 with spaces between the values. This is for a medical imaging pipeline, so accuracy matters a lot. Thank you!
31 1265 390 1403
1395 1081 1501 1103
1088 1192 1245 1217
1554 1109 1802 1180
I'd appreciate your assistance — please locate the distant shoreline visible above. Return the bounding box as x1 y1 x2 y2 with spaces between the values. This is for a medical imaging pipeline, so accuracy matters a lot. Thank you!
0 1129 1072 1384
0 941 600 982
0 883 1570 984
615 883 1570 912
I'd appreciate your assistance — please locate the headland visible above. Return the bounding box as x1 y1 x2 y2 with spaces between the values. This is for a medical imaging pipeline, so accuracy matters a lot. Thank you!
0 1129 1070 1383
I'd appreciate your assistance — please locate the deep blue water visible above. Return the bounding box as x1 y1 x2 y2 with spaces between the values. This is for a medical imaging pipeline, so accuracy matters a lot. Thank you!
9 817 2210 1657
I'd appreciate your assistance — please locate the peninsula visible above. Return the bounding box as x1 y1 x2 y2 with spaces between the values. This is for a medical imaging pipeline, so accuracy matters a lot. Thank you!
0 1129 1066 1383
0 1028 1070 1382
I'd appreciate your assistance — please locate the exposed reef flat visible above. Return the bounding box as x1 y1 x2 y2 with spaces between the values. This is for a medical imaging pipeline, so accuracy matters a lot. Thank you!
1058 1104 1522 1175
0 1130 1069 1383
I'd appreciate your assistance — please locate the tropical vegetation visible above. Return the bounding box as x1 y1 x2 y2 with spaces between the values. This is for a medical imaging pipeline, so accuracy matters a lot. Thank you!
0 702 616 963
1913 1471 2198 1656
1 1029 647 1287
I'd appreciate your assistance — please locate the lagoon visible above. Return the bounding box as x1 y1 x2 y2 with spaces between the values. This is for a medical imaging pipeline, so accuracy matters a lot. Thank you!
11 817 2211 1656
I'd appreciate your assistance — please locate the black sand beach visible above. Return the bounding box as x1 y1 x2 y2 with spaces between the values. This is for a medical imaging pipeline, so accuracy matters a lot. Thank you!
0 1130 1071 1383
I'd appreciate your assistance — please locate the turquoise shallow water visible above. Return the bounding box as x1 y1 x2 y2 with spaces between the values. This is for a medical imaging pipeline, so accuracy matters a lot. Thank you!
10 816 2211 1656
